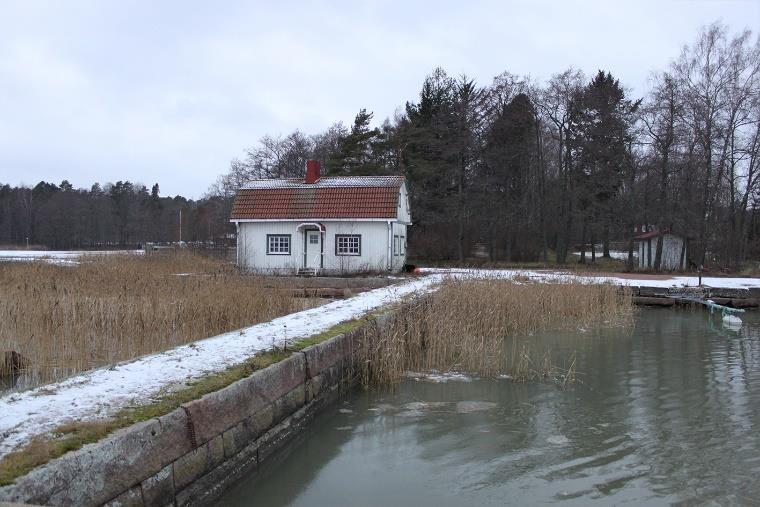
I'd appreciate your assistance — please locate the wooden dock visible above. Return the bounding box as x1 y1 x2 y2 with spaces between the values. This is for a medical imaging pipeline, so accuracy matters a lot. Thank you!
630 286 757 310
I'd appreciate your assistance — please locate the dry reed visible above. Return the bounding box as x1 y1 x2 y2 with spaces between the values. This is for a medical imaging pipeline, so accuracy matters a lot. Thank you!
358 277 633 387
0 253 318 388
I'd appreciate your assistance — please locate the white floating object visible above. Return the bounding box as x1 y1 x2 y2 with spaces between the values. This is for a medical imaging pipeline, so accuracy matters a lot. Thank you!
455 401 498 414
722 314 742 330
547 435 570 445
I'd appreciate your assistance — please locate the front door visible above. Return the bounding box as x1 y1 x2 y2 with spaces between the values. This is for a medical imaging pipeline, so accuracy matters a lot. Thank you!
305 230 321 269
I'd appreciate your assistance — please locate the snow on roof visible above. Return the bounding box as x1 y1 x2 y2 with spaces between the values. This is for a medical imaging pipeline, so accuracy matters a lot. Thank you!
634 230 686 240
241 175 404 189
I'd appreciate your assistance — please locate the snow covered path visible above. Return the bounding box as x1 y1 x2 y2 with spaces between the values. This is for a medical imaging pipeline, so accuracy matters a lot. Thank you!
421 267 760 289
0 275 441 457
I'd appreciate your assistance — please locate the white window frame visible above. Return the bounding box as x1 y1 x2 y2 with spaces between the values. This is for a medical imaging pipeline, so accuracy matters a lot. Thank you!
335 235 361 256
266 234 291 255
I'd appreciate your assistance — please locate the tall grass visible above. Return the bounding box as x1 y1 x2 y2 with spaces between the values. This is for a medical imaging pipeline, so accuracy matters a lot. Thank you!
358 278 633 387
0 253 316 387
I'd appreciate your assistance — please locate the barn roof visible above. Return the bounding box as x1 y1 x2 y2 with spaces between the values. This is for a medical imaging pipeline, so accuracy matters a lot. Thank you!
634 230 660 240
230 176 405 220
634 230 687 240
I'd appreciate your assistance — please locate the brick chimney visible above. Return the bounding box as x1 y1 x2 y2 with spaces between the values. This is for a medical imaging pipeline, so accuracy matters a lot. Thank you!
305 160 321 184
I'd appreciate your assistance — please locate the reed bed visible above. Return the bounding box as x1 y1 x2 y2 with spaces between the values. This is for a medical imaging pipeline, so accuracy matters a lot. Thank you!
358 277 634 387
0 253 316 387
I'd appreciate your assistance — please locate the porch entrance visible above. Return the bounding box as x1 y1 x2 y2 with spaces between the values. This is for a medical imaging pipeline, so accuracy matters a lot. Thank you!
304 229 322 270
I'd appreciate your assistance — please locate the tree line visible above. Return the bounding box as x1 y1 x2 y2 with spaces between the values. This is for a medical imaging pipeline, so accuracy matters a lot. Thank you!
210 22 759 270
0 180 230 249
2 23 758 270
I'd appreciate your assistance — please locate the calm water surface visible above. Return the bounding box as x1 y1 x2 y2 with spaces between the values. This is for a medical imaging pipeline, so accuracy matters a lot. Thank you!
217 308 760 506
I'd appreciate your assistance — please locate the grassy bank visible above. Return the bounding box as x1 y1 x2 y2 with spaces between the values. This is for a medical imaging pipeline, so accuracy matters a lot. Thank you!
0 253 321 386
359 278 634 386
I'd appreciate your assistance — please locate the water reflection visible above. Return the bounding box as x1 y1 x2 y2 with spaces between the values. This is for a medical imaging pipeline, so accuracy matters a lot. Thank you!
217 308 760 506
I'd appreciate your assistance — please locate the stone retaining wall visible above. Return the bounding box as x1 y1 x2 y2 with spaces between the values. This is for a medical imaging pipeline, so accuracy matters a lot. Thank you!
0 314 388 507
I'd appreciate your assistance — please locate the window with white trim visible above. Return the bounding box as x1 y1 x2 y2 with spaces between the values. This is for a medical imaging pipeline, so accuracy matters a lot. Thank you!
400 235 406 256
393 235 400 256
335 235 361 256
267 234 291 255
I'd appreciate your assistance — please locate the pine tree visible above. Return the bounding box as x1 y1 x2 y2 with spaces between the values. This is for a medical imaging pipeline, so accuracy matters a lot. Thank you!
327 109 381 175
400 68 457 257
569 71 639 260
484 93 539 260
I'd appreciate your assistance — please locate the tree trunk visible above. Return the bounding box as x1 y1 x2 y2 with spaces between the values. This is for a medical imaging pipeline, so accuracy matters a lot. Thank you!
627 237 635 272
505 228 512 262
457 155 465 263
535 116 548 262
602 221 610 258
579 218 587 264
626 147 636 272
557 132 573 264
654 233 665 271
653 154 671 271
697 119 713 267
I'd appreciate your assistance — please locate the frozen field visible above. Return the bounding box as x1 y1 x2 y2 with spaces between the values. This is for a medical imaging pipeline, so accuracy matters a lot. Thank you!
0 250 143 264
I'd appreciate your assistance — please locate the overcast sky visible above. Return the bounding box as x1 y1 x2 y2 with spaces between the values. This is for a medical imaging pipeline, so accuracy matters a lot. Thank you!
1 1 758 198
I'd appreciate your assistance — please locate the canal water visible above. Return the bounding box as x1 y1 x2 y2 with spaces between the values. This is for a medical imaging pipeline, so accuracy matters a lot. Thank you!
217 308 760 506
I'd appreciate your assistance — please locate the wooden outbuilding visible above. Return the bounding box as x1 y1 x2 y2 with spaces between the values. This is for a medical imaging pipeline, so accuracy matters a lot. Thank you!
635 226 687 270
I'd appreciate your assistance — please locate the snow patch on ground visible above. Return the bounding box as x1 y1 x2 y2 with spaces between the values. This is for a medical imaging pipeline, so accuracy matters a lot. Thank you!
571 250 636 260
420 267 760 289
0 250 143 265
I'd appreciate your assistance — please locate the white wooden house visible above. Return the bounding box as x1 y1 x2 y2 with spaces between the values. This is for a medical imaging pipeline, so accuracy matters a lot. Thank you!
230 161 411 275
635 227 687 270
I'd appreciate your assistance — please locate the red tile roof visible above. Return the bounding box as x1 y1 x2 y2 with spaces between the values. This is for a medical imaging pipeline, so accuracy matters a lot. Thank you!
230 176 404 220
634 229 685 240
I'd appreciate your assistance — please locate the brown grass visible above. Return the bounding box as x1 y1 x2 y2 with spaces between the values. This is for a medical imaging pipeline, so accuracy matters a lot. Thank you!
358 278 634 386
0 253 320 387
